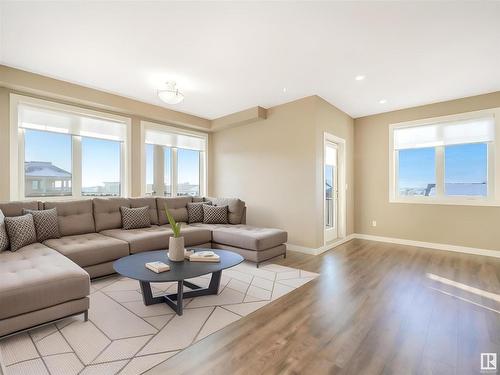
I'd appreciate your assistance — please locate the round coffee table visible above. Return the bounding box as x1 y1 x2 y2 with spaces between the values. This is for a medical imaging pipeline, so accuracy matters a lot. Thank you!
113 249 244 315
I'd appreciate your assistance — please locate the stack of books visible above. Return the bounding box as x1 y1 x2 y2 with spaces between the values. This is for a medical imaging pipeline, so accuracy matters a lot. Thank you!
145 261 170 273
185 250 220 263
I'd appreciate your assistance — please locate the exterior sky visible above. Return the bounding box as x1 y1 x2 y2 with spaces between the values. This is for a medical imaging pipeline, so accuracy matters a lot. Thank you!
26 129 485 193
26 129 201 189
398 143 487 189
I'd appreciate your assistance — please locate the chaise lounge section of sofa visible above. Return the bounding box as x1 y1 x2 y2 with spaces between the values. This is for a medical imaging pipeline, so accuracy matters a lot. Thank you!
0 196 287 337
0 201 90 338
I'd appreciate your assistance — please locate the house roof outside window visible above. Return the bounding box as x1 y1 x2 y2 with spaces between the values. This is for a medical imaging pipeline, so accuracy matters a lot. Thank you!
25 161 71 178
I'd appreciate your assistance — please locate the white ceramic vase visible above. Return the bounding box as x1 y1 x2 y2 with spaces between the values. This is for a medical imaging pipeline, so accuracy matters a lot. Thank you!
168 237 185 262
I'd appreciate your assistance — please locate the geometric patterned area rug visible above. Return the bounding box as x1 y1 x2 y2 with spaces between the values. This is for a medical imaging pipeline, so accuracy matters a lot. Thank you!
0 262 318 375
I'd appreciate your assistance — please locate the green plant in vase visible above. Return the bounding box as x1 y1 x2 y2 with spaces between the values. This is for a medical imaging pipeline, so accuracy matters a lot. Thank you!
165 203 184 261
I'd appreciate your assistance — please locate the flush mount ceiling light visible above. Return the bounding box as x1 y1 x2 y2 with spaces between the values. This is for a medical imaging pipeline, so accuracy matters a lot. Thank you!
355 75 365 81
158 81 184 104
379 99 387 104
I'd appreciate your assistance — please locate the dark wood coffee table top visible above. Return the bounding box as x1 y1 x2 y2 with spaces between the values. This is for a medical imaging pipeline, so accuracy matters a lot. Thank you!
113 249 244 283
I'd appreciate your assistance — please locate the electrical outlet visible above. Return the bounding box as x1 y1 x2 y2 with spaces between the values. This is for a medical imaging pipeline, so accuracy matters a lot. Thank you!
372 220 377 227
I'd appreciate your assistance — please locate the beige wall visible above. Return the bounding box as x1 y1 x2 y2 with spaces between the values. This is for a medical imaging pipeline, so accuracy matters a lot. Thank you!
0 66 210 201
354 91 500 251
0 65 210 130
211 96 354 249
315 97 355 242
6 64 498 252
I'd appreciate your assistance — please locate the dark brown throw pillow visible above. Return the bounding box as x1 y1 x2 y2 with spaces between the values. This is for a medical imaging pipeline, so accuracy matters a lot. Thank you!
23 208 61 242
0 210 9 251
4 214 37 251
203 204 228 224
120 206 151 230
187 201 212 224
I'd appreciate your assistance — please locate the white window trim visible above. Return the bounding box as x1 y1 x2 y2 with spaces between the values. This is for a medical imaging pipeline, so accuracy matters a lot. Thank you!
10 94 132 200
140 121 208 197
389 108 500 207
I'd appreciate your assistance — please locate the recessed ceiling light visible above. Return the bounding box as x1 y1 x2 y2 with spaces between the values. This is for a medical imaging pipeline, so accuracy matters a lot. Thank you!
355 75 365 81
379 99 387 104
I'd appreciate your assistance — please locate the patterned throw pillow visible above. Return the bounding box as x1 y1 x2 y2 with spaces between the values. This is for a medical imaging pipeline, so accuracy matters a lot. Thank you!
120 206 151 230
187 201 212 224
23 208 61 242
4 214 37 251
0 210 9 251
203 204 229 224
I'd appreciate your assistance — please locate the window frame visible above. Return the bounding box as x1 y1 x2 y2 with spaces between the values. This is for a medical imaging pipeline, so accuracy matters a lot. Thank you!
140 121 208 197
10 94 132 200
389 108 500 206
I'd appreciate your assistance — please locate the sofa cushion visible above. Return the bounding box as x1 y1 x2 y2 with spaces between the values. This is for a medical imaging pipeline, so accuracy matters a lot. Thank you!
129 197 159 225
101 225 170 254
181 225 213 247
193 224 287 251
120 206 151 230
93 198 130 232
44 200 95 236
187 201 211 224
212 243 286 263
207 197 245 225
4 214 37 251
157 197 192 225
0 201 39 217
101 224 212 254
159 224 212 247
23 208 61 242
203 204 229 224
0 210 9 251
44 233 129 267
0 243 89 320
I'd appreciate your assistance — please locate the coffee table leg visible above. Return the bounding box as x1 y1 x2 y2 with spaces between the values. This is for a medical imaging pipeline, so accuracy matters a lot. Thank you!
163 280 184 315
177 280 183 315
176 271 222 299
207 270 222 294
139 281 155 306
140 271 223 316
183 280 202 290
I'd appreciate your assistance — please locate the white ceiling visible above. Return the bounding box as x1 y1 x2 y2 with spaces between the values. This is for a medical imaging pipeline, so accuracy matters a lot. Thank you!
1 2 499 119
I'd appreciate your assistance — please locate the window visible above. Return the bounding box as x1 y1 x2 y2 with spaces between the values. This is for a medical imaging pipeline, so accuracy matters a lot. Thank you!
177 148 200 196
12 95 130 200
82 137 121 196
24 129 72 197
445 143 487 196
142 122 207 197
398 147 436 197
390 111 498 205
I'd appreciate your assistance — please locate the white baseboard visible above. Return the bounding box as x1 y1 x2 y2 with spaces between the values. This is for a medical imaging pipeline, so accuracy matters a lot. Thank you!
287 234 356 256
285 244 317 255
287 233 499 259
354 233 500 259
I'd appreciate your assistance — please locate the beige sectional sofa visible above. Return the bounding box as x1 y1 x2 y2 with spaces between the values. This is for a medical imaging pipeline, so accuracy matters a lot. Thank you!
0 196 287 337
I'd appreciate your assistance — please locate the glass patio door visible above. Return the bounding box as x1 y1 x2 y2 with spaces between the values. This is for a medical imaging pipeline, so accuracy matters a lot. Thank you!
325 142 338 241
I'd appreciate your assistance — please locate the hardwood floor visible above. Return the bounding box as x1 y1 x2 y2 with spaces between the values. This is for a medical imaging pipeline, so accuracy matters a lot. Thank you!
147 239 500 375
